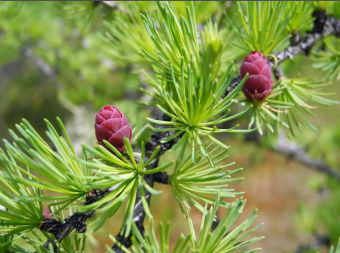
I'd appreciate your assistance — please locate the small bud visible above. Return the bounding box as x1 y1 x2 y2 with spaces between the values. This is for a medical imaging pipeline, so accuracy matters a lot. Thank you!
240 51 273 101
95 106 132 152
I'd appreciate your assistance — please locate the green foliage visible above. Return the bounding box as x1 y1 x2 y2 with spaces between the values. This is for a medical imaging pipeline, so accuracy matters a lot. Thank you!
1 208 88 252
172 1 222 24
0 157 43 235
236 92 291 135
0 1 24 17
313 1 333 11
140 2 201 80
53 227 87 253
102 1 223 65
107 220 190 253
6 233 50 253
0 234 13 253
188 198 263 253
140 2 254 165
329 1 340 19
200 19 224 85
329 238 340 253
315 190 340 244
286 2 314 33
296 187 340 247
102 1 156 64
237 75 338 136
220 26 248 72
2 1 340 252
108 197 263 253
229 1 293 55
274 78 339 136
146 61 252 165
44 207 88 252
295 204 318 234
0 118 105 213
0 2 62 51
59 1 101 31
170 146 243 214
305 125 340 167
112 100 151 145
78 139 172 235
0 1 140 110
312 36 340 81
140 1 233 90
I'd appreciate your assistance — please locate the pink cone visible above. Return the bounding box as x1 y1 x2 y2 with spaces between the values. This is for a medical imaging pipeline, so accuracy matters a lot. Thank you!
240 51 273 101
95 106 132 152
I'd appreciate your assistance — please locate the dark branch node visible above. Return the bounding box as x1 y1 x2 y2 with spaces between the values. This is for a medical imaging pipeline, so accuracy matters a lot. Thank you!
40 211 94 249
153 171 170 184
289 31 301 46
85 188 111 204
93 1 100 7
222 76 242 99
312 10 327 34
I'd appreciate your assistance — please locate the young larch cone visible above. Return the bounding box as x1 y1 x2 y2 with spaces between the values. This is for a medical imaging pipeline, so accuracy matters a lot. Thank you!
95 106 132 152
240 51 273 101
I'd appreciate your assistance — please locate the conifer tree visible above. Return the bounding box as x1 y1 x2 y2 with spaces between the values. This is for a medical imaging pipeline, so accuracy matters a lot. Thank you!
0 1 340 253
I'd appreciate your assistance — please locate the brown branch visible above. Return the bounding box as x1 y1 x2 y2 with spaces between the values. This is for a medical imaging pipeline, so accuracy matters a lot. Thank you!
244 130 340 182
111 173 154 253
276 11 340 65
273 132 340 182
40 187 112 250
21 47 62 91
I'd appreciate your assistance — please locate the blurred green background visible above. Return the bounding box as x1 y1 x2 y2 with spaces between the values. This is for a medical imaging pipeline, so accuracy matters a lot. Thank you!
0 1 340 252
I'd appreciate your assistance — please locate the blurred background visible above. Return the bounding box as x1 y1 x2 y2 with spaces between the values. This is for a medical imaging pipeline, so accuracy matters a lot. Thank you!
0 1 340 253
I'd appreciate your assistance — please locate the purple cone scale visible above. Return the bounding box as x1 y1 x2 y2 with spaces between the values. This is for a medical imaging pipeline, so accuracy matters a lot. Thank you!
95 106 132 152
240 51 273 101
